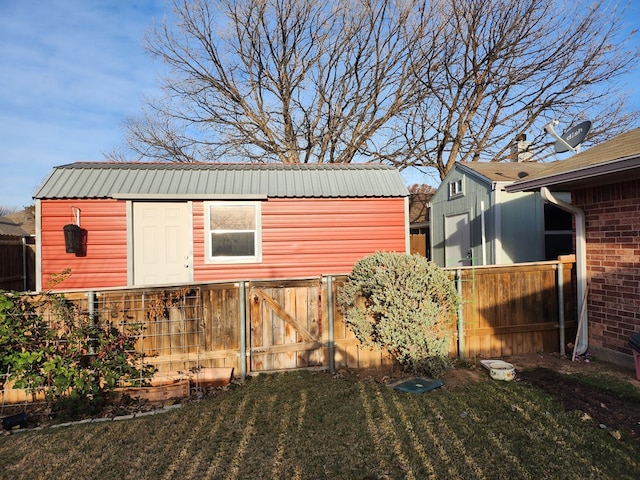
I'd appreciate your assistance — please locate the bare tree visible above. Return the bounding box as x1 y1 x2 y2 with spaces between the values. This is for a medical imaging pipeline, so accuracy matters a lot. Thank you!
112 0 639 180
114 0 431 164
0 205 19 217
385 0 640 178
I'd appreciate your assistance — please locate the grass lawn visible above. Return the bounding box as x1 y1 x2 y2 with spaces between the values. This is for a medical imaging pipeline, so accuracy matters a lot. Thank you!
1 368 639 479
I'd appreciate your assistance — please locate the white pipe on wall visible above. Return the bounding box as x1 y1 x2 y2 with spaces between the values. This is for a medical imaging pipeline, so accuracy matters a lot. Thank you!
493 186 503 264
540 187 588 356
480 200 487 266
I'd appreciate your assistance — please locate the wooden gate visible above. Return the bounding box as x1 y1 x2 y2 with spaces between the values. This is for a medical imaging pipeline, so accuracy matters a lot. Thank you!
248 279 324 372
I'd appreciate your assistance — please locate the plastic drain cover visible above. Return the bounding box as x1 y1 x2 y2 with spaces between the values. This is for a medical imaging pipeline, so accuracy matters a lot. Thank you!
392 377 444 393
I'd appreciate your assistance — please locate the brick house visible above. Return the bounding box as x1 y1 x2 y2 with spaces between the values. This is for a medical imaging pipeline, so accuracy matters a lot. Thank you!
507 127 640 367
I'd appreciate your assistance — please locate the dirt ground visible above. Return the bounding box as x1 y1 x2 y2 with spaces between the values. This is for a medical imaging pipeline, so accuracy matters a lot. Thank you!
356 352 640 443
449 353 640 442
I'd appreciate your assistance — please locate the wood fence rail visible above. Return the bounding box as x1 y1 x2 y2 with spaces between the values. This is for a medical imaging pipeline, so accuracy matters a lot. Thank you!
2 260 576 404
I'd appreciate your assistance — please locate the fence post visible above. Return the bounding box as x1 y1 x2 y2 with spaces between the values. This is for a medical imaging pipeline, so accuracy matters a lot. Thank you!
21 237 27 292
456 269 465 360
88 291 96 354
239 281 247 381
326 276 335 373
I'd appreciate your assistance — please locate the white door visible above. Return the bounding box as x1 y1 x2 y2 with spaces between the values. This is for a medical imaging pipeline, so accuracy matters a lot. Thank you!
444 212 472 267
133 202 192 286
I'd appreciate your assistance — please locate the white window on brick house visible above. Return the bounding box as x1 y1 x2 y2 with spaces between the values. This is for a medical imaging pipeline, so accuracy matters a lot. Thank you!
205 202 262 263
448 179 464 199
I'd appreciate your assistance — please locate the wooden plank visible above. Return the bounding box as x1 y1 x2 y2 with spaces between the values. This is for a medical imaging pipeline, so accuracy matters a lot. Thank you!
147 348 240 364
115 379 190 403
254 288 315 342
249 288 264 371
250 341 323 355
0 275 22 283
208 287 227 351
306 285 322 366
463 321 577 336
295 287 309 367
186 292 201 359
262 289 275 371
169 306 184 355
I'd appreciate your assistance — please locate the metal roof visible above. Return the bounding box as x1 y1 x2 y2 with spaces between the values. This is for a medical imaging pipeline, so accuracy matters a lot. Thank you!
34 162 409 200
507 128 640 192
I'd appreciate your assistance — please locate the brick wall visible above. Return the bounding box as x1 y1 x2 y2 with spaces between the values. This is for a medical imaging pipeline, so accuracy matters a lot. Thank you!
573 179 640 358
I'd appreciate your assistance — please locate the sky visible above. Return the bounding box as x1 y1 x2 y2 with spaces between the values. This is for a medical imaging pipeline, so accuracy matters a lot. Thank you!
1 0 639 210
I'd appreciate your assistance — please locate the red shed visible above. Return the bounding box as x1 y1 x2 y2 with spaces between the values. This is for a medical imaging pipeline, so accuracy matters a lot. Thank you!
34 162 409 291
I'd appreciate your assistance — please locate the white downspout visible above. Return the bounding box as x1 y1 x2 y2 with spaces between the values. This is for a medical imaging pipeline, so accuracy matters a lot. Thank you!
35 200 42 292
404 196 410 254
540 187 588 355
480 200 487 266
493 184 503 264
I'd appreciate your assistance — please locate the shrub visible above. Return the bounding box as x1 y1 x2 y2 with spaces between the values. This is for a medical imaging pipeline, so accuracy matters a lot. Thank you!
337 252 459 377
0 290 154 415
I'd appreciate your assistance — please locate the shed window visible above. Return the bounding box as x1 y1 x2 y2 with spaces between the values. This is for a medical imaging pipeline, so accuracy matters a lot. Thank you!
448 179 463 199
205 202 262 263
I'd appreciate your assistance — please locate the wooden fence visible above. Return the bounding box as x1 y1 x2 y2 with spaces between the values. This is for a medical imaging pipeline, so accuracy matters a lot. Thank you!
450 261 576 359
53 278 393 377
2 260 576 404
409 233 428 257
0 237 35 291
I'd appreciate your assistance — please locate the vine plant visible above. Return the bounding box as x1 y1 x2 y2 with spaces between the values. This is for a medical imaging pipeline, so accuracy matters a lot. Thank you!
0 289 155 415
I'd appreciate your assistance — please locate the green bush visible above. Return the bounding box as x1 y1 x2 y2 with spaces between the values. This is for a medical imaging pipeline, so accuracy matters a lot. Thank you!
0 293 55 392
337 252 459 377
0 290 154 415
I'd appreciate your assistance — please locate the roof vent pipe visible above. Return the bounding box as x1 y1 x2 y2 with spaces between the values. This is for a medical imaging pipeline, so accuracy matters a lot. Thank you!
540 187 588 356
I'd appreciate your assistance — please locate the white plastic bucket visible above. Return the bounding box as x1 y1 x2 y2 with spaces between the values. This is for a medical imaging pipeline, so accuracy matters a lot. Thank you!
489 363 516 381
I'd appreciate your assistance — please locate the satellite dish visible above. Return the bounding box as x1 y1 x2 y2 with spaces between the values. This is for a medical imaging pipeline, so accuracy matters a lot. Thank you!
543 120 592 154
554 120 592 153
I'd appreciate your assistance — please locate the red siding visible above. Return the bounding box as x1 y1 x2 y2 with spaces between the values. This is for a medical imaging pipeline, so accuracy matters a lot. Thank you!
573 180 640 357
39 197 406 291
40 199 128 290
193 198 407 282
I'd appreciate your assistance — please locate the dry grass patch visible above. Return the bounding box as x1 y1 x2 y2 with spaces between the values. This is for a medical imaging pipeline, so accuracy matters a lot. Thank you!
1 368 639 479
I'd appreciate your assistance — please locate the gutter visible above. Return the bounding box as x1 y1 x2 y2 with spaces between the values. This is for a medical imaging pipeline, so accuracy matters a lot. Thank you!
540 187 588 356
505 155 640 193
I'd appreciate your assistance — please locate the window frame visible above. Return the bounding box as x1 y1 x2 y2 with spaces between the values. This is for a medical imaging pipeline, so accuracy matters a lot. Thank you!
448 178 464 199
204 201 262 264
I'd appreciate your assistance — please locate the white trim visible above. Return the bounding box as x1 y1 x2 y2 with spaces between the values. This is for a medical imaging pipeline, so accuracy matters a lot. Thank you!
204 201 262 264
186 201 194 283
35 200 42 292
493 186 503 264
404 197 410 253
126 201 133 287
448 178 464 199
113 193 267 200
480 201 486 266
